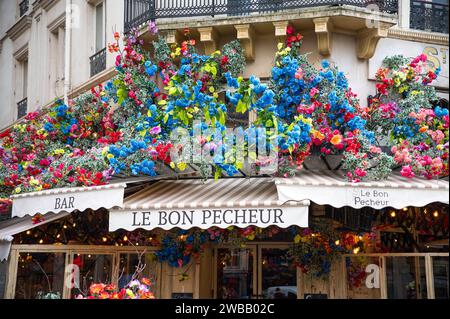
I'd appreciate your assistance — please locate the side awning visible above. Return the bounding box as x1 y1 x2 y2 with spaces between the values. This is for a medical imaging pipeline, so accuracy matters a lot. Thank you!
276 171 449 210
0 212 70 261
11 183 126 218
109 178 310 231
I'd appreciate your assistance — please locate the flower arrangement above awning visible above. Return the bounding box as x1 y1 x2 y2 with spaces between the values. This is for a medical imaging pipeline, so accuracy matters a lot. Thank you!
276 171 449 210
109 178 310 231
11 183 126 218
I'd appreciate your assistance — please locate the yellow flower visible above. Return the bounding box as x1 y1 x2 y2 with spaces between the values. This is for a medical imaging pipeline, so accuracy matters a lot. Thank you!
107 153 114 159
30 177 40 186
294 235 301 244
14 187 22 194
437 144 444 151
53 149 65 156
177 162 187 171
170 162 176 169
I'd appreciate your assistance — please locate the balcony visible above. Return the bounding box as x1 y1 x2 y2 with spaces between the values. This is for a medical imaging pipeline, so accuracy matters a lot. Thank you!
19 0 29 17
410 1 449 34
17 98 27 119
90 48 107 77
124 0 398 33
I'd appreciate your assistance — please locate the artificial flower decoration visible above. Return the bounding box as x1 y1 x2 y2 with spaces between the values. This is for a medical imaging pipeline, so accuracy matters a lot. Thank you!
0 27 447 198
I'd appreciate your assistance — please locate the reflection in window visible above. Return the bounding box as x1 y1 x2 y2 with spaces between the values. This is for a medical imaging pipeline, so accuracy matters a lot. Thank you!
118 252 159 297
71 254 113 298
386 257 427 299
346 256 381 299
217 248 254 299
261 248 297 299
15 253 65 299
433 256 449 299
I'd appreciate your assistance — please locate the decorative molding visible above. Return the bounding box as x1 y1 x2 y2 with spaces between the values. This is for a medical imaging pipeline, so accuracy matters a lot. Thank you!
234 24 255 61
313 17 333 56
388 28 449 46
198 27 218 55
13 43 29 61
47 12 66 33
39 0 59 12
164 29 179 44
6 17 32 41
357 22 392 60
273 21 289 43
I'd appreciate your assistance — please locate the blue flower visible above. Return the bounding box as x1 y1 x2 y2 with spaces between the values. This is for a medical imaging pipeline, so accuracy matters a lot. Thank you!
321 60 330 69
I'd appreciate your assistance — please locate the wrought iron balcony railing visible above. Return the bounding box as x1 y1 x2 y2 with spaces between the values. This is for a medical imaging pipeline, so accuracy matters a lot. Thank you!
410 0 449 34
19 0 29 17
90 48 107 77
17 98 28 119
124 0 399 33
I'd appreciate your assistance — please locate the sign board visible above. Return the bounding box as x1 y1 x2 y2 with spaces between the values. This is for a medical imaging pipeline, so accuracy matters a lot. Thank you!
369 38 449 89
277 184 449 210
109 206 309 231
12 184 126 217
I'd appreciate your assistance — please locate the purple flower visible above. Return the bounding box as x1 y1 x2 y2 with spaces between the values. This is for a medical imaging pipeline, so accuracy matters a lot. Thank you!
150 126 161 135
148 21 158 35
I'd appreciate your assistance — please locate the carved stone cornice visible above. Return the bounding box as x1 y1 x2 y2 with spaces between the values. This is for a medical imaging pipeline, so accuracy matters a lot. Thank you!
6 16 32 41
388 28 449 46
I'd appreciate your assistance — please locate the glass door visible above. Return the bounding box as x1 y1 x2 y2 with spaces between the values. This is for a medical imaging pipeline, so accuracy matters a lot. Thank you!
259 245 297 299
215 247 257 299
214 244 298 299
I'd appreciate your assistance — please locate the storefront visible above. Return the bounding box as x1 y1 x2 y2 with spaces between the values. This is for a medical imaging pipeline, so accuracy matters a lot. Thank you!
0 173 448 300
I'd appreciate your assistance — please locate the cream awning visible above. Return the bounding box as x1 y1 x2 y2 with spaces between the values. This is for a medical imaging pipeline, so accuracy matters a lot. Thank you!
276 170 449 210
109 178 310 231
11 183 126 218
0 212 70 261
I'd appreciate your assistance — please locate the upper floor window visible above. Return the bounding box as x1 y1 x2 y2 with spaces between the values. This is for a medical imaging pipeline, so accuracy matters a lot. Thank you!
90 1 106 77
14 47 28 119
410 0 449 33
19 0 29 18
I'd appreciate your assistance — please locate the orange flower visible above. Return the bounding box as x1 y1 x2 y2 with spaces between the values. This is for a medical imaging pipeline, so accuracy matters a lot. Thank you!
419 126 429 133
90 284 105 295
141 278 152 286
312 130 325 141
99 292 110 299
140 292 156 299
330 134 343 146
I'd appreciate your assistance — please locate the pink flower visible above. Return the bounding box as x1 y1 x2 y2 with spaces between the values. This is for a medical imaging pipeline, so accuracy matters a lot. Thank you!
401 165 415 178
150 126 161 135
354 168 367 178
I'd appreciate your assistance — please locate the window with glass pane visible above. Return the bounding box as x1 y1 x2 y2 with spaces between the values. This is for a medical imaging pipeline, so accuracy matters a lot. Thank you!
346 256 382 299
0 261 7 299
70 254 113 298
217 248 254 299
95 3 104 52
261 248 297 299
15 252 65 299
118 252 159 296
385 257 427 299
432 256 449 299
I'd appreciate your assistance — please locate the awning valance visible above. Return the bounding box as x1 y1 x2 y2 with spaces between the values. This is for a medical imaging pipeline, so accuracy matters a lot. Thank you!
11 183 126 218
109 178 309 231
0 212 70 261
276 171 449 210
